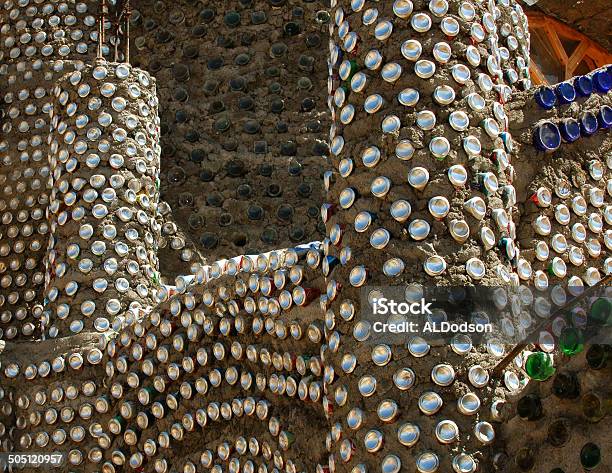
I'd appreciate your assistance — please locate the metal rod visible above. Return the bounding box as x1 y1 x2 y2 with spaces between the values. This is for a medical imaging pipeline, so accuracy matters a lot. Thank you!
125 0 131 64
97 0 107 59
102 0 107 54
97 4 102 58
114 25 119 62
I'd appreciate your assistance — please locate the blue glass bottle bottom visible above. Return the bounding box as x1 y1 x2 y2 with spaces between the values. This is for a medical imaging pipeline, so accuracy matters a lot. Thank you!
534 121 561 151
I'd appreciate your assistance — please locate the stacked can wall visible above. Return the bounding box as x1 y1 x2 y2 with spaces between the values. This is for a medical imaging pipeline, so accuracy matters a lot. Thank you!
0 0 609 472
45 62 161 338
0 0 111 340
319 0 534 471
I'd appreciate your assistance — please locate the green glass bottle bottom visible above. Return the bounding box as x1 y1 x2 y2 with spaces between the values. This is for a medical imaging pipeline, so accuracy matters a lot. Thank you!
589 298 611 326
525 352 556 381
559 327 584 356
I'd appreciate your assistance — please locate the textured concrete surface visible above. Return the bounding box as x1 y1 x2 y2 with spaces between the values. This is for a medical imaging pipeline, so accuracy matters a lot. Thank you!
0 1 610 473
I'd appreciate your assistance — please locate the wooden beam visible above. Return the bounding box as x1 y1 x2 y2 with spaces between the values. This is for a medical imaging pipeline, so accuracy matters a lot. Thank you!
565 40 589 79
526 11 547 28
544 21 569 66
526 11 612 68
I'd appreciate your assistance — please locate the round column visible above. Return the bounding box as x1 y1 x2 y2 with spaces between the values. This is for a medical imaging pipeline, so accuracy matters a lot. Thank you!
321 1 531 472
44 60 161 338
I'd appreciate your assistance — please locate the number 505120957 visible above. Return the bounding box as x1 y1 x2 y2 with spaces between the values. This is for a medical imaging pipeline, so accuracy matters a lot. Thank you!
0 452 65 469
